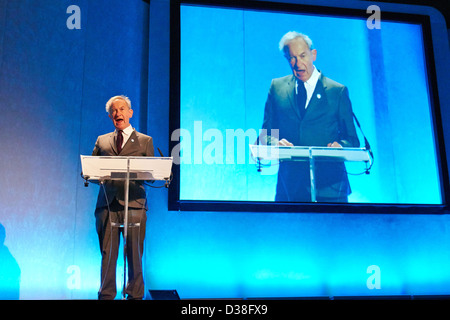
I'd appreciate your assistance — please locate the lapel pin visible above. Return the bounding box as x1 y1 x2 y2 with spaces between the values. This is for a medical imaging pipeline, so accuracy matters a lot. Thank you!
317 93 321 99
131 139 135 143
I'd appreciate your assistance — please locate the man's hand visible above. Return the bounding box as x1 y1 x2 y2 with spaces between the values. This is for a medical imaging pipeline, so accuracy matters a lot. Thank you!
278 138 294 146
276 140 342 147
327 141 342 148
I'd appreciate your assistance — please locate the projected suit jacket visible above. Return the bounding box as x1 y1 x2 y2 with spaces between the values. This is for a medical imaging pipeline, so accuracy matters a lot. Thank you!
92 129 155 209
261 73 359 202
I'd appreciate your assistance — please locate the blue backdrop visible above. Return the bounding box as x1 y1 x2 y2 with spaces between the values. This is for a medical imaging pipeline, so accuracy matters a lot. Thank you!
0 0 450 300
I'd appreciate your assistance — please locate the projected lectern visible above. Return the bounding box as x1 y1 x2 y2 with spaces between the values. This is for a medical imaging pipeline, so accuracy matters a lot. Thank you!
80 155 173 299
250 145 371 202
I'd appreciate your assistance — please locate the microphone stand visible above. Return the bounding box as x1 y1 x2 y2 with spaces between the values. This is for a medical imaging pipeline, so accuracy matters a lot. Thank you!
122 158 130 300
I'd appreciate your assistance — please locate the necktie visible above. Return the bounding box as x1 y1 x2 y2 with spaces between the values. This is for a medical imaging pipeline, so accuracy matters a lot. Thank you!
297 81 307 119
116 130 123 154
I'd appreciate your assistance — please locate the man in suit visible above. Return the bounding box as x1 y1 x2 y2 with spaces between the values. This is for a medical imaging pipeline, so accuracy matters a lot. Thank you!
261 31 359 202
92 95 154 299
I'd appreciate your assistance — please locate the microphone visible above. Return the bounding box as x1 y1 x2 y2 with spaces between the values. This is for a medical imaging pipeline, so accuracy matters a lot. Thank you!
83 174 90 187
156 147 171 188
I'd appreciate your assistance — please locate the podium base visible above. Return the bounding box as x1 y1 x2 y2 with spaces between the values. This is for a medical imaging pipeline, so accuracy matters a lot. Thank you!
149 290 180 300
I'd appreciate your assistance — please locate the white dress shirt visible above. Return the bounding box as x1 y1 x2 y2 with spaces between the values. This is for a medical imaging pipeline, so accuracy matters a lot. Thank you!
115 125 134 149
295 66 321 110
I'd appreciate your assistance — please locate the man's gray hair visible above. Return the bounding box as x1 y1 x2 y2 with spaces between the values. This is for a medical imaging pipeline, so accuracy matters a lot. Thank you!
105 95 132 113
279 31 314 56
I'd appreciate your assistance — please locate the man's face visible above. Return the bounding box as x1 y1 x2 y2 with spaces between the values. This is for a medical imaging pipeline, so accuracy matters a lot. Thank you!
285 37 317 82
108 99 133 131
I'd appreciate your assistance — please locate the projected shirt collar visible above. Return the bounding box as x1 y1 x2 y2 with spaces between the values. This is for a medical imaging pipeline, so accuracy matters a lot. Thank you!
295 66 321 109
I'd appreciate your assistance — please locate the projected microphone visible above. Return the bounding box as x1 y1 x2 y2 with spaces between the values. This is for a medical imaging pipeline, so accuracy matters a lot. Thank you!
255 135 262 172
353 112 374 174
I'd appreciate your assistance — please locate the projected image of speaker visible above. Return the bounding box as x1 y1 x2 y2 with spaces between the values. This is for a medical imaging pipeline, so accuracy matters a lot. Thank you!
169 0 450 215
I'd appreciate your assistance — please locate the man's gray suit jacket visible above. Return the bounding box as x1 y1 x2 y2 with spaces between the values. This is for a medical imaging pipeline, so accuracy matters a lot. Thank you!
92 129 155 209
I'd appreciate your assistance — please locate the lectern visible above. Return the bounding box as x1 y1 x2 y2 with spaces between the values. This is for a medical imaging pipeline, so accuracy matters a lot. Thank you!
250 145 371 202
80 155 173 299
